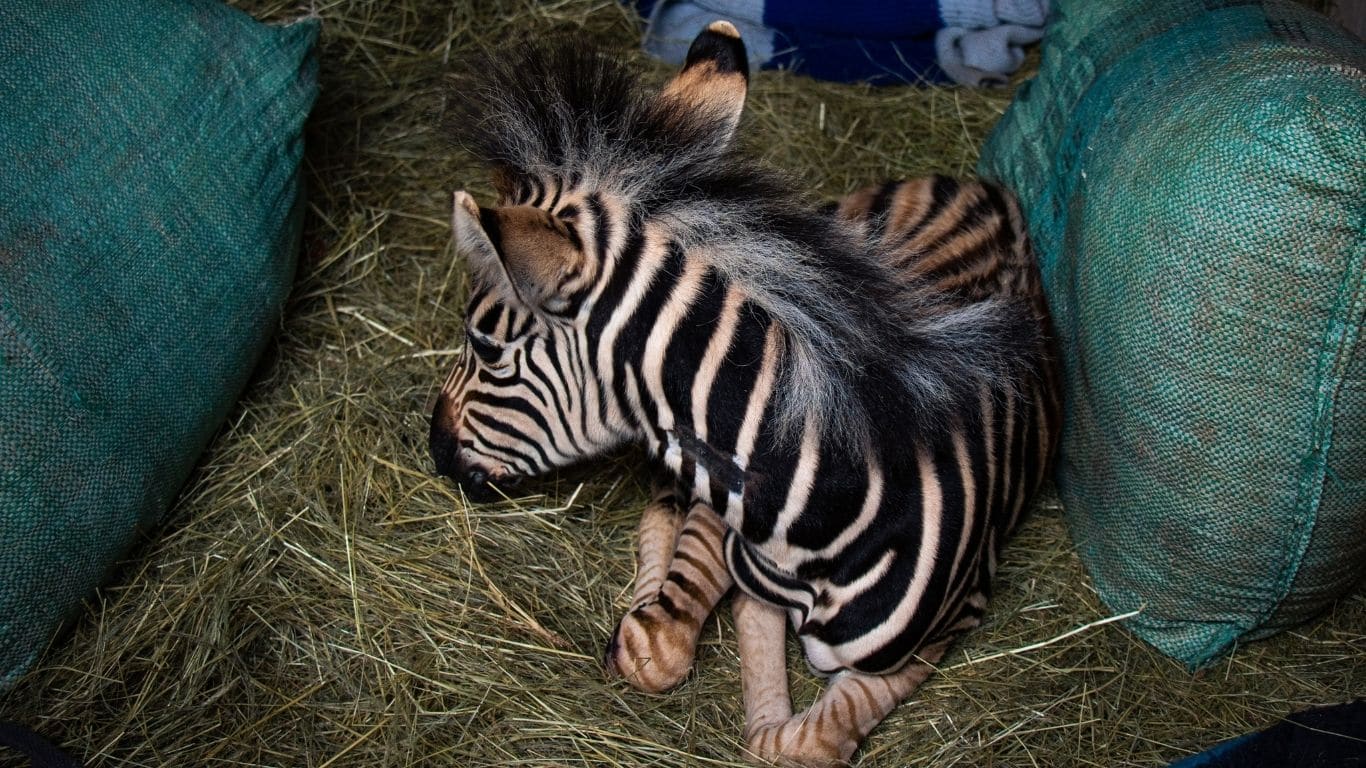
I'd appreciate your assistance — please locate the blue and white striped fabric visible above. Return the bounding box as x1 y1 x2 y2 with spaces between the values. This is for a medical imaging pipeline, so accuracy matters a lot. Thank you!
635 0 1048 86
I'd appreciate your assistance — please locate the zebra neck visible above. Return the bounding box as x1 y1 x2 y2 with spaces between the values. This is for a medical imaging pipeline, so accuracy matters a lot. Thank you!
633 318 786 524
653 422 750 526
666 424 745 493
612 238 789 519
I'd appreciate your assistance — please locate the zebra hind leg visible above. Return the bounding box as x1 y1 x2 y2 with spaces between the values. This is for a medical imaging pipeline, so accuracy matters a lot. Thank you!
733 592 953 767
605 499 733 692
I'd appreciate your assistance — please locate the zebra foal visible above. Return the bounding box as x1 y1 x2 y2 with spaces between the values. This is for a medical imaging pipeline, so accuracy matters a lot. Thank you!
429 22 1060 766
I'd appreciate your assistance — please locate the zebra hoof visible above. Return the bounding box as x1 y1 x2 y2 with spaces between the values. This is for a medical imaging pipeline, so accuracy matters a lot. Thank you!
743 724 849 768
603 604 695 693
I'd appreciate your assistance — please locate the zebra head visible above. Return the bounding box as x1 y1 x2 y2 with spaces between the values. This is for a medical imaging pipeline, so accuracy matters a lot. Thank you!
429 22 749 500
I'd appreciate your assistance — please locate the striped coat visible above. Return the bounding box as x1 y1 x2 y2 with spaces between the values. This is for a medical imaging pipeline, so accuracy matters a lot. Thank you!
430 22 1059 766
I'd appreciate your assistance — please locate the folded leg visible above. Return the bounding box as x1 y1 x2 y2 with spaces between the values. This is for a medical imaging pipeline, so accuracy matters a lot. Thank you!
606 497 733 692
733 592 952 767
627 485 687 611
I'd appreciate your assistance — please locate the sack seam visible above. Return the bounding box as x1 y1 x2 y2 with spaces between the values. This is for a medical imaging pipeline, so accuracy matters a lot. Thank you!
1263 206 1366 631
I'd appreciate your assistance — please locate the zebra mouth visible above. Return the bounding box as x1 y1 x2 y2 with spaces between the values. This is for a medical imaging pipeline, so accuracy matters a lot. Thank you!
429 432 517 502
456 466 522 503
427 413 522 502
461 470 519 500
459 475 499 503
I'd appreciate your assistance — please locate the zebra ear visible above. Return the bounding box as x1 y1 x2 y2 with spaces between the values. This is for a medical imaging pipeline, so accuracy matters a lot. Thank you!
452 190 507 289
452 190 583 310
658 20 749 144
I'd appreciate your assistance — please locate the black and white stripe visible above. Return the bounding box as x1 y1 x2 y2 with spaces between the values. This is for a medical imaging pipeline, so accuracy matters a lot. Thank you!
431 34 1059 696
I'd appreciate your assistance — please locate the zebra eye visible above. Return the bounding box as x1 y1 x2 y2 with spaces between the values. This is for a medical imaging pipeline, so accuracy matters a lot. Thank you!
466 329 506 366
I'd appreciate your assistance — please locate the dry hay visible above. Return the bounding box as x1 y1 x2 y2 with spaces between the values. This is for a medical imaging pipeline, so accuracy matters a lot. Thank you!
2 1 1362 766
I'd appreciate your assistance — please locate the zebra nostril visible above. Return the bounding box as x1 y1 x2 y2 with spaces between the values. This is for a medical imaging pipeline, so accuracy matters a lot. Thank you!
458 470 500 503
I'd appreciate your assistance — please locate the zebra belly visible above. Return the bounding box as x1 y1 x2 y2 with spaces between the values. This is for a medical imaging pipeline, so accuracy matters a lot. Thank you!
723 520 981 676
798 624 868 676
717 452 1015 676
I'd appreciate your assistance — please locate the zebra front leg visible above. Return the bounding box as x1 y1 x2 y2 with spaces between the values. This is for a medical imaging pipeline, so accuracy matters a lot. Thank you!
627 485 687 611
733 592 793 735
734 592 951 767
606 500 733 692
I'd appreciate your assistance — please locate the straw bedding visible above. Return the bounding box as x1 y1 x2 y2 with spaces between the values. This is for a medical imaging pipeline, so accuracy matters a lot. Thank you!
1 1 1361 766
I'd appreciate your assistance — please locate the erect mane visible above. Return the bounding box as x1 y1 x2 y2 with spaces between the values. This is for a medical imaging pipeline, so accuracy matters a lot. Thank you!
447 39 736 203
659 179 1041 448
447 41 1041 448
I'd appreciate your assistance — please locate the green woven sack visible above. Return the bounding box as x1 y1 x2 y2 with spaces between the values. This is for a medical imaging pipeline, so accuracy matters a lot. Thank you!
0 1 318 688
979 0 1365 668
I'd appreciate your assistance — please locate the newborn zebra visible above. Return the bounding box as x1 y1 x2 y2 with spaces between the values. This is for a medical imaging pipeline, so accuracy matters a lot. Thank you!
429 22 1059 765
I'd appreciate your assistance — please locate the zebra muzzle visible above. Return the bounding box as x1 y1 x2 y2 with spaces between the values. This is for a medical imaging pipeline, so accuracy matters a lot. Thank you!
428 407 500 502
432 448 500 503
428 415 462 479
442 458 502 503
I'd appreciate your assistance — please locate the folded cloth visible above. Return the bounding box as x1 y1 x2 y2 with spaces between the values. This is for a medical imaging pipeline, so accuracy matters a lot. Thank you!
936 22 1045 86
636 0 1048 85
940 0 1049 28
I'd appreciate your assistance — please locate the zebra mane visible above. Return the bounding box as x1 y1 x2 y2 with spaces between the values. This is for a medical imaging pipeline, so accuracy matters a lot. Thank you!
447 39 734 205
448 41 1040 448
